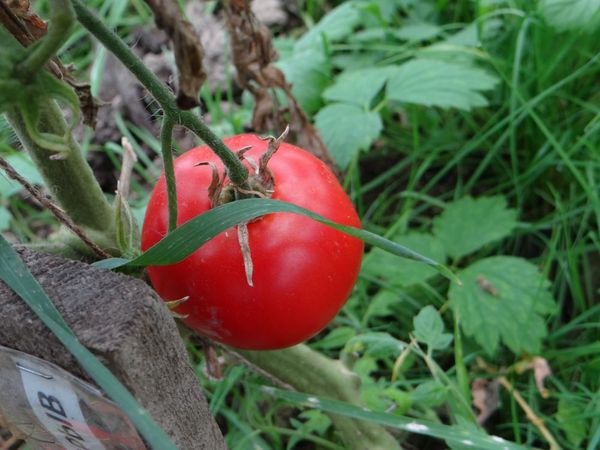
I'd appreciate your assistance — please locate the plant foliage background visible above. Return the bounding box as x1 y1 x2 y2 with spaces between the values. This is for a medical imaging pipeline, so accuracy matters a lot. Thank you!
1 0 599 449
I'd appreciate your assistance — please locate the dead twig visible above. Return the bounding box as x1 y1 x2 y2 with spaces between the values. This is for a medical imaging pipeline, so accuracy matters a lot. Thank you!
0 156 111 258
144 0 206 109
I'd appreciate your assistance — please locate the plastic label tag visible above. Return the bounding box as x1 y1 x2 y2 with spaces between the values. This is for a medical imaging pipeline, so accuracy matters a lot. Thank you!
0 345 146 450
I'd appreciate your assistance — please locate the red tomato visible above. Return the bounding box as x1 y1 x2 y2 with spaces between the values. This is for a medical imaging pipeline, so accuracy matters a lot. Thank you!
141 134 363 350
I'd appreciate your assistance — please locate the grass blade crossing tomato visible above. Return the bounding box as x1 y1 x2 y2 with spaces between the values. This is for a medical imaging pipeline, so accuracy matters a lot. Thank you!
142 134 363 350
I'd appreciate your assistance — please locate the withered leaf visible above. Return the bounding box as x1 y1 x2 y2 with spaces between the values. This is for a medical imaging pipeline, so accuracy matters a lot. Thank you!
145 0 206 109
223 0 339 177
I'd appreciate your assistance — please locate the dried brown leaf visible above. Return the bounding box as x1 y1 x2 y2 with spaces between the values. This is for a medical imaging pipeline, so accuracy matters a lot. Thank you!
145 0 206 109
532 356 552 398
223 0 339 177
472 378 500 424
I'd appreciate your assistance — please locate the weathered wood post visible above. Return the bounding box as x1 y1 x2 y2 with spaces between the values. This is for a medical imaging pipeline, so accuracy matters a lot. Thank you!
0 247 226 450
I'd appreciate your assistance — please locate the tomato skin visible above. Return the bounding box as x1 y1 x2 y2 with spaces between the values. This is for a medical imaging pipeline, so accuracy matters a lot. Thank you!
141 134 363 350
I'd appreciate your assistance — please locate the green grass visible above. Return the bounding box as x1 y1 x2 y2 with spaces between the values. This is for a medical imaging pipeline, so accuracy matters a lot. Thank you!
2 0 599 449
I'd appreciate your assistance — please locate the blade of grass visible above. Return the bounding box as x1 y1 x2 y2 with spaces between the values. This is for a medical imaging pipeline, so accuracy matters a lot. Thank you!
259 386 526 450
93 198 459 284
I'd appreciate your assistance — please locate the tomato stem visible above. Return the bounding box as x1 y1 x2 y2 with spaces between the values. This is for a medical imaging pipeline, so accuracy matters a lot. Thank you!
70 0 250 187
160 116 178 232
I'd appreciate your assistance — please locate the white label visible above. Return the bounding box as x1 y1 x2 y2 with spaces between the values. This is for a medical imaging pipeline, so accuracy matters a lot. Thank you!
16 357 107 450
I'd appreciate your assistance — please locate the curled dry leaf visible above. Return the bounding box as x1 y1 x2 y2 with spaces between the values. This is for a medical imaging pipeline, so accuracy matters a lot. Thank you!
144 0 206 109
472 378 500 424
532 356 552 398
223 0 339 176
1 0 46 44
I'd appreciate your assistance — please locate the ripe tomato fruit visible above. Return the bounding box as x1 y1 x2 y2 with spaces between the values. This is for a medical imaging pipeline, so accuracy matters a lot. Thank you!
141 134 363 350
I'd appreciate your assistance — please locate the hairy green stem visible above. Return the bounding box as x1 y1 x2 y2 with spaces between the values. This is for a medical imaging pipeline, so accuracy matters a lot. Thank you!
239 345 402 450
70 0 249 186
5 105 115 238
160 116 177 232
18 0 74 80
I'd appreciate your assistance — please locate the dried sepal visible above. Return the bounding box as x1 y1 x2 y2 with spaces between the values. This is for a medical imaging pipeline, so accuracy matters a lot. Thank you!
194 161 224 207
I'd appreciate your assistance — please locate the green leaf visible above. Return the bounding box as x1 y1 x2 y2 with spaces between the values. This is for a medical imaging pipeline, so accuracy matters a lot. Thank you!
311 326 357 350
0 152 44 198
449 256 556 355
95 198 458 284
539 0 600 32
347 332 406 358
395 22 442 42
386 58 499 110
433 196 518 260
295 2 361 51
315 103 382 169
412 380 448 408
261 386 526 450
0 235 178 450
363 290 397 323
413 306 453 351
364 232 446 286
323 67 396 107
556 398 588 447
0 207 10 231
277 48 331 114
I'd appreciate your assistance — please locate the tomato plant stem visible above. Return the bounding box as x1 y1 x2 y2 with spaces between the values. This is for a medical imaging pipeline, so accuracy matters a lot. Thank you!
5 104 115 236
239 345 402 450
70 0 249 187
160 116 178 232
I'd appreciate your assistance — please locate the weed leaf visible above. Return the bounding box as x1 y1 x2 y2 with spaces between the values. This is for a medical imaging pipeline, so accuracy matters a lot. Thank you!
413 306 453 351
433 196 517 261
295 2 361 51
315 103 382 168
364 232 446 286
449 256 556 355
323 67 396 107
539 0 600 32
386 59 498 110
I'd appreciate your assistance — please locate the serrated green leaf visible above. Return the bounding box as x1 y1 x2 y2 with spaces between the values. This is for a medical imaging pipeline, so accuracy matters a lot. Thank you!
364 232 446 286
413 306 453 351
449 256 556 355
386 59 498 110
323 67 396 107
539 0 600 32
295 2 361 51
315 103 382 168
94 198 458 284
0 235 178 450
433 196 517 260
277 48 331 114
261 386 526 450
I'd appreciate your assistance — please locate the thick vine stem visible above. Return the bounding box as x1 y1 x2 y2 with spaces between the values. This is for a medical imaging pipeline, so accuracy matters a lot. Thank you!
239 345 402 450
5 104 115 238
70 0 249 187
17 0 75 81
